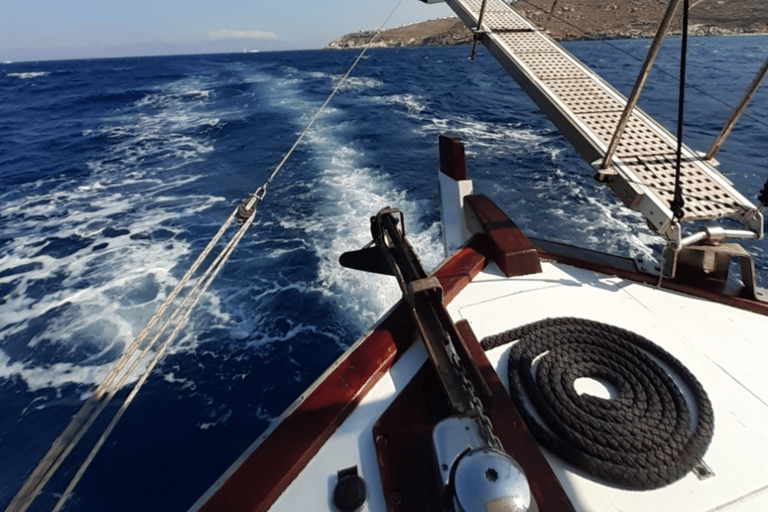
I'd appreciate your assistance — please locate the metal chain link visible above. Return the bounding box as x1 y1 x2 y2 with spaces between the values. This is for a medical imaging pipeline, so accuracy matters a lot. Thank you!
449 351 503 450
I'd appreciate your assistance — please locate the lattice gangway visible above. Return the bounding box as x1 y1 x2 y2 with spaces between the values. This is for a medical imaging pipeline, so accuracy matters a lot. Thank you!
428 0 761 243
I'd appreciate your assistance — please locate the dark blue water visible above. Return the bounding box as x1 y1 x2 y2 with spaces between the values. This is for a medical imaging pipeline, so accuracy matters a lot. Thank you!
1 36 766 511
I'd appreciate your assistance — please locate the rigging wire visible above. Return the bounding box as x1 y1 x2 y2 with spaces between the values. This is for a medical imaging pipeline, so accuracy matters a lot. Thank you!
507 0 767 215
5 2 405 512
515 0 768 130
671 0 690 221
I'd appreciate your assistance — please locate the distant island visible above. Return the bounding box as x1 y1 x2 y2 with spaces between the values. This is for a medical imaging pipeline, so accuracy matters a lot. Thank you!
327 0 768 49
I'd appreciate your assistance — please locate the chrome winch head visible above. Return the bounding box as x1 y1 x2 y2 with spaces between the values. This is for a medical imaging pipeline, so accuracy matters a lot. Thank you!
453 448 530 512
432 417 531 512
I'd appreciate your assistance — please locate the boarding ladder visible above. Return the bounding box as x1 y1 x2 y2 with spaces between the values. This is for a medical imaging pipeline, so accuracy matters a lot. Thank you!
427 0 764 281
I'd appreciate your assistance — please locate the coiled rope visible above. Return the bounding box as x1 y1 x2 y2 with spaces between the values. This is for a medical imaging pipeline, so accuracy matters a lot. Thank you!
6 3 404 512
481 317 714 490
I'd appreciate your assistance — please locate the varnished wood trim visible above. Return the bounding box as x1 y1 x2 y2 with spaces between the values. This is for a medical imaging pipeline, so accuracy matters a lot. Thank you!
465 194 542 278
532 237 768 316
193 243 489 512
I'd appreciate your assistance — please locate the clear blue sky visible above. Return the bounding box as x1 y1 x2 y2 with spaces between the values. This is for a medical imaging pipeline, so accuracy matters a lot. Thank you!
1 0 455 61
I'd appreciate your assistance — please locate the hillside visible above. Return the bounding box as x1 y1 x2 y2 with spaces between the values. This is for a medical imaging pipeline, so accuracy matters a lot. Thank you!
327 0 768 48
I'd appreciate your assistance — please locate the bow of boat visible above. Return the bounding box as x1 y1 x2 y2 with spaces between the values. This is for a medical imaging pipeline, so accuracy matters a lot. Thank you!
190 133 768 512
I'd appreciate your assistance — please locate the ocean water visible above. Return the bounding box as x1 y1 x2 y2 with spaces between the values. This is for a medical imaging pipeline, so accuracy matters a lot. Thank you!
1 36 766 511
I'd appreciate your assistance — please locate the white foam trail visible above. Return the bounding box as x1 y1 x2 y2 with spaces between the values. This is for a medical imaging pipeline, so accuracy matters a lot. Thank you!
381 93 428 115
531 168 658 260
0 77 228 392
254 70 443 334
7 72 49 79
303 69 385 90
375 90 657 260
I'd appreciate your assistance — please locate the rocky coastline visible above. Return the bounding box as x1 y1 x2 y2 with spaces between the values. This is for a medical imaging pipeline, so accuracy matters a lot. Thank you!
326 0 768 49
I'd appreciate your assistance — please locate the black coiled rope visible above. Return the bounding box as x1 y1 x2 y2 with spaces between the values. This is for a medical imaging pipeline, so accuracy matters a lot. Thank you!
481 317 714 490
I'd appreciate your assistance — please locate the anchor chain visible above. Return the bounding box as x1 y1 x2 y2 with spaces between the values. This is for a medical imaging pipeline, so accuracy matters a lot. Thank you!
448 349 503 450
341 208 504 452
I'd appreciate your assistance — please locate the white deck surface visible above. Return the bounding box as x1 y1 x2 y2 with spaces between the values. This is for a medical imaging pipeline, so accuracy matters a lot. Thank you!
270 259 768 512
269 335 430 512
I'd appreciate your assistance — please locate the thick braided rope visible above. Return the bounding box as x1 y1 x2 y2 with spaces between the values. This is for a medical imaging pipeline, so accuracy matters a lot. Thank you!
481 317 714 490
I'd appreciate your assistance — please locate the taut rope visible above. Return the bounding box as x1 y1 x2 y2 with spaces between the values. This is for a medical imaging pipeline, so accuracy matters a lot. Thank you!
7 2 404 511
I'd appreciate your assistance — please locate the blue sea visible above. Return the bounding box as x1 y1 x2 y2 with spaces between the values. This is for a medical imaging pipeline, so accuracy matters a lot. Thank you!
1 36 766 511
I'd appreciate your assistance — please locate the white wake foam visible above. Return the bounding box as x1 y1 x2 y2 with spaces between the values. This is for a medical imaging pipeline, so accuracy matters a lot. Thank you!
0 77 228 392
247 68 443 336
374 88 657 260
7 72 49 79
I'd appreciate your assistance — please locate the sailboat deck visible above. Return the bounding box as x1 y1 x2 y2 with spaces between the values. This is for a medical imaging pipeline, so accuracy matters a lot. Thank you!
452 259 768 511
447 0 755 233
263 258 768 512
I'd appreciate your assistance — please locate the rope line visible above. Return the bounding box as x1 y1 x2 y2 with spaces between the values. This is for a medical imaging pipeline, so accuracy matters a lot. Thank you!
671 0 690 220
4 213 238 512
7 2 404 511
506 1 763 218
514 0 768 130
52 211 257 512
242 0 404 214
481 317 714 490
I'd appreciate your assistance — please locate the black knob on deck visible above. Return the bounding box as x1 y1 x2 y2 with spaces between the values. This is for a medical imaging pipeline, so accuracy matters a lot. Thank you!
333 466 367 512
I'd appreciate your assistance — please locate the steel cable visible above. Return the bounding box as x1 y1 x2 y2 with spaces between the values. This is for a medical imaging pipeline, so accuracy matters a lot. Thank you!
514 0 768 130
